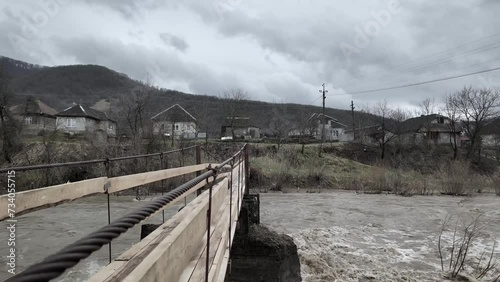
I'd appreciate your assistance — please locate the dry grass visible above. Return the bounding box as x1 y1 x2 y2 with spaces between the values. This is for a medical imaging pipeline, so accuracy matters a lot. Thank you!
438 161 473 196
251 144 496 196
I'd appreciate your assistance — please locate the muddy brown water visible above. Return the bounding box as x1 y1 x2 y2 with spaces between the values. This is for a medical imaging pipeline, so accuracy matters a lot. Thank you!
1 192 499 281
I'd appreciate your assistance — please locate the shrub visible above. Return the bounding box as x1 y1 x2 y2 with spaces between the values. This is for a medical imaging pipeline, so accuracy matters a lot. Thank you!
370 166 388 193
439 161 472 196
438 215 499 280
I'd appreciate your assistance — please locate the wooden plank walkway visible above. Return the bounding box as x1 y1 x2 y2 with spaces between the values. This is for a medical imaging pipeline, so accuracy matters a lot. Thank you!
90 162 245 282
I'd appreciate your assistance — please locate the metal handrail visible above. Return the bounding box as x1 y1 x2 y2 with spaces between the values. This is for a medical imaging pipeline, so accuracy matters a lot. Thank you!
0 145 197 173
6 144 247 282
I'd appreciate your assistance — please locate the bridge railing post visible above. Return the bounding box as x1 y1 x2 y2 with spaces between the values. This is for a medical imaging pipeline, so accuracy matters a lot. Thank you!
196 145 202 196
160 152 165 223
104 158 112 264
205 173 216 282
244 144 250 195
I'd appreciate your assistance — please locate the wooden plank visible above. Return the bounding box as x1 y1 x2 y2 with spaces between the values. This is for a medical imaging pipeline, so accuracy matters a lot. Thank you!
183 165 245 282
183 165 240 282
127 177 229 282
89 174 229 282
107 163 212 194
91 178 229 282
90 163 245 282
215 205 240 282
0 177 107 220
180 181 231 282
209 170 244 282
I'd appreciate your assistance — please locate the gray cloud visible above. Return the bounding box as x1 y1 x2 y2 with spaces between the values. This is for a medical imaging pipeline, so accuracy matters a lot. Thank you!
159 33 189 52
80 0 164 19
1 0 500 110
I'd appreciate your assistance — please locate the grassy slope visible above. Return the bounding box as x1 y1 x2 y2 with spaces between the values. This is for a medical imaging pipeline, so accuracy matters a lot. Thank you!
250 143 498 195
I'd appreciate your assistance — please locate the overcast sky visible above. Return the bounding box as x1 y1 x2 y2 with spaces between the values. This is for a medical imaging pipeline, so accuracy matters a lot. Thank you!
1 0 500 110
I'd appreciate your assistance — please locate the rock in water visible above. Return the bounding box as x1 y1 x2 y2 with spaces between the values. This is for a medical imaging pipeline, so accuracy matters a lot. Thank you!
226 225 302 282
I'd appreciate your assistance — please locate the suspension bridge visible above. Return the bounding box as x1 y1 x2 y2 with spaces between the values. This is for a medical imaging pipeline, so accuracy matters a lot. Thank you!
0 144 254 282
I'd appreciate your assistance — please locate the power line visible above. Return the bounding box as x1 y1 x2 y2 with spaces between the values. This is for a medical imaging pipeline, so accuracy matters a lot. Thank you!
338 33 500 89
335 66 500 95
367 42 500 86
392 32 500 68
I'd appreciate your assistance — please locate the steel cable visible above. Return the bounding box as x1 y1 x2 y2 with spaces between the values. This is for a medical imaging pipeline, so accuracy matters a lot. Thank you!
6 145 246 282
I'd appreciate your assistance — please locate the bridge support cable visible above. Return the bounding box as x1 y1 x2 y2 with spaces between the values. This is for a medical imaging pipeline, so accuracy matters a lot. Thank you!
7 170 217 282
5 145 246 282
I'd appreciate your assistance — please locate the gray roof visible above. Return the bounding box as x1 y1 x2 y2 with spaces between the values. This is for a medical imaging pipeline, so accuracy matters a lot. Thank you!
56 104 113 122
151 104 196 122
10 99 58 117
399 114 457 134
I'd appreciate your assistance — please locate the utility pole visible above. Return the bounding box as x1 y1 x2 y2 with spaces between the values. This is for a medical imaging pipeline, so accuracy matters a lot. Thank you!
319 83 328 157
351 101 356 141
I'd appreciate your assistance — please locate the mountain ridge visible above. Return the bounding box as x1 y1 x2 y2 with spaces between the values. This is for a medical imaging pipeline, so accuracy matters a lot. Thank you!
0 56 378 135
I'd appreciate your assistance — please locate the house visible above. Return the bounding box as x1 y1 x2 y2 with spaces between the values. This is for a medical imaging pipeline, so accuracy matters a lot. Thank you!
343 124 397 145
397 114 460 145
9 98 58 135
55 104 117 138
221 117 260 139
307 113 348 141
479 118 500 147
151 104 197 139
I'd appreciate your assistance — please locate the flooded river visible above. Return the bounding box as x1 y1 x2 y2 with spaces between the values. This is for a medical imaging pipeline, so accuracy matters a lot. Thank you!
1 192 499 281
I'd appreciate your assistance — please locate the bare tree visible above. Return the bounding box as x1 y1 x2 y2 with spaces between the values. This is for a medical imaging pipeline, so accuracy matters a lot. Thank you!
419 97 437 116
269 103 294 150
371 100 399 159
117 82 153 150
294 109 316 154
0 68 22 163
443 94 461 160
450 86 500 160
391 107 412 149
221 89 248 140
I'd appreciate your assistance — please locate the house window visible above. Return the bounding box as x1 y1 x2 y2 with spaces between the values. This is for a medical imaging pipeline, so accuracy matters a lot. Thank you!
67 118 76 128
437 117 444 124
108 123 114 130
175 124 179 131
24 116 32 125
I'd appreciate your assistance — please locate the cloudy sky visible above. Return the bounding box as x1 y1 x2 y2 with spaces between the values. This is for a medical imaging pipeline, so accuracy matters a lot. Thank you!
1 0 500 110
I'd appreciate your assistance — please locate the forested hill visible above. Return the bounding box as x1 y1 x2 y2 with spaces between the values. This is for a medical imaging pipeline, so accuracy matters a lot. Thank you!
1 56 378 134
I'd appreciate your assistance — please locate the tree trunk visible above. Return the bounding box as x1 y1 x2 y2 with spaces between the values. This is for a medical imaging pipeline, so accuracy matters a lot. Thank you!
453 134 458 160
381 141 385 160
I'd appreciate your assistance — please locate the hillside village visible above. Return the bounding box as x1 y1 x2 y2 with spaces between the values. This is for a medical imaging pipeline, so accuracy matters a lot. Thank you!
9 95 500 153
2 56 500 168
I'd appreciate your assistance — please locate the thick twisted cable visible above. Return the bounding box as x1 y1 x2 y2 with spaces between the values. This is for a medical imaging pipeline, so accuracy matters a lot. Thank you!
6 169 216 282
